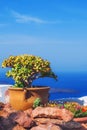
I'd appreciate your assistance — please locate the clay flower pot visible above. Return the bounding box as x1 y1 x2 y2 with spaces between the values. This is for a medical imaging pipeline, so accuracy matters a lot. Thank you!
8 86 50 110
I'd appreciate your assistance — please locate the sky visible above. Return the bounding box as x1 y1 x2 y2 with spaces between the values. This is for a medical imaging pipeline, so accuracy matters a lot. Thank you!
0 0 87 73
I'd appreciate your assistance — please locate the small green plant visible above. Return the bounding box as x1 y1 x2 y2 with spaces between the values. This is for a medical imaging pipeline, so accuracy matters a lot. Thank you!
74 109 87 118
2 54 57 88
33 98 42 108
74 106 87 118
64 102 81 114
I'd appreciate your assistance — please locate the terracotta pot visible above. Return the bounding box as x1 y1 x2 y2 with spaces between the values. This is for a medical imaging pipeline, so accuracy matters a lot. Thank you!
8 86 50 110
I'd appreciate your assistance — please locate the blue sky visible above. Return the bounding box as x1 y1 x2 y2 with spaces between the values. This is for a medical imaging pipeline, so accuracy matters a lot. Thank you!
0 0 87 72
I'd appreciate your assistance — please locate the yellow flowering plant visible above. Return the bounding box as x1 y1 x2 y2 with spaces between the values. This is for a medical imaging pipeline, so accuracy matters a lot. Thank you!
2 54 57 88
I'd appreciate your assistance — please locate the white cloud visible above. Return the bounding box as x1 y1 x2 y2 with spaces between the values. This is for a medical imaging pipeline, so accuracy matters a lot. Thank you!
12 11 48 24
11 10 62 24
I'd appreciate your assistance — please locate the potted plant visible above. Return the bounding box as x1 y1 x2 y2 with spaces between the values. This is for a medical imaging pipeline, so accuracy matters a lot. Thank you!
2 54 57 110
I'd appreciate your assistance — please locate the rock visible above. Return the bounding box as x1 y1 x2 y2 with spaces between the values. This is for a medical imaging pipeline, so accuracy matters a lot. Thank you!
0 116 26 130
0 104 34 129
0 109 9 118
0 102 4 110
32 107 73 122
51 125 62 130
74 117 87 123
0 116 16 130
9 111 34 128
24 108 33 116
60 108 74 122
81 123 87 130
0 104 85 130
3 103 16 114
30 124 62 130
12 124 26 130
0 104 16 118
34 118 82 130
61 121 82 129
0 124 4 130
34 118 64 125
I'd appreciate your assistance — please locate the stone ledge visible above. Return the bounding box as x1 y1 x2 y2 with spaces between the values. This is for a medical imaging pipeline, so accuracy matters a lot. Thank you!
0 103 87 130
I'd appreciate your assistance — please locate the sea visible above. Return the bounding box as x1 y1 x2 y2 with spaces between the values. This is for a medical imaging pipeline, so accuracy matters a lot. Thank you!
0 68 87 102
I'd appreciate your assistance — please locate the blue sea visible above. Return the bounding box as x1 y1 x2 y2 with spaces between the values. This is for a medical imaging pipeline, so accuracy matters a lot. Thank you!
0 69 87 101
